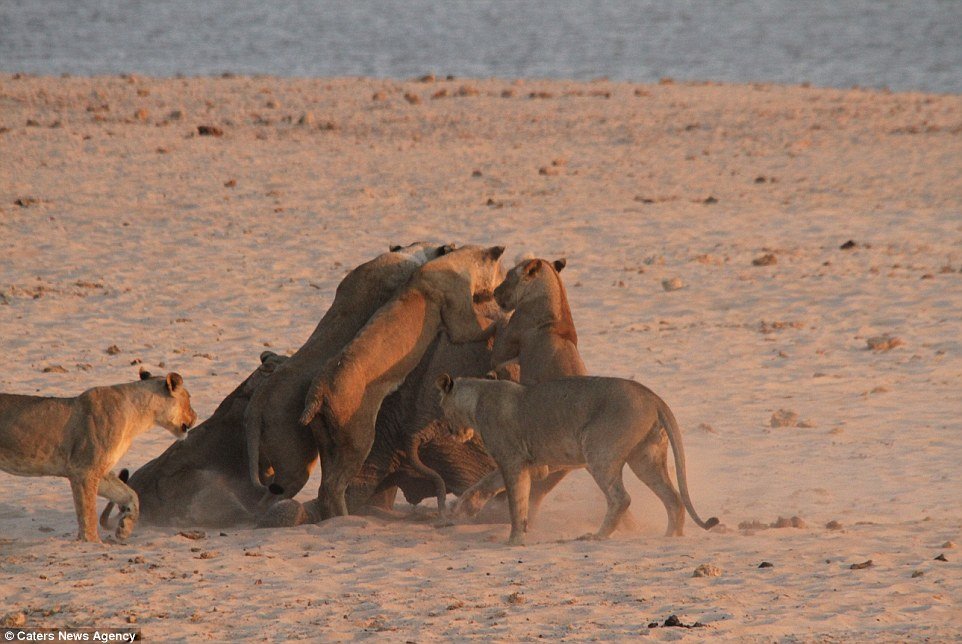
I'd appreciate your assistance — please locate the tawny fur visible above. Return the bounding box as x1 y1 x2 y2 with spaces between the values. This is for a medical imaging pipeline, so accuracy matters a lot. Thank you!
437 375 718 546
0 373 196 542
300 245 505 519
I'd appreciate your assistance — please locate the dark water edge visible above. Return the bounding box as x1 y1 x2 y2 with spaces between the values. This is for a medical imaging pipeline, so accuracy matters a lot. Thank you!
1 1 959 94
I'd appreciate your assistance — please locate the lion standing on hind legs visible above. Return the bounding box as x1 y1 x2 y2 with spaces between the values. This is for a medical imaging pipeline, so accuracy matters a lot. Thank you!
299 244 505 520
243 242 454 505
0 371 197 542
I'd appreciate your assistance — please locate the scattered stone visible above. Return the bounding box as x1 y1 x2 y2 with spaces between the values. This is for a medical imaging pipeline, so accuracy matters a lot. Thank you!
850 559 873 570
506 592 525 605
942 541 956 549
178 530 207 540
26 118 41 127
457 85 480 97
2 611 26 628
38 526 54 533
15 197 39 207
128 555 146 564
318 121 337 131
661 277 684 292
105 344 121 355
825 520 843 530
770 409 799 428
911 570 924 578
471 169 483 177
528 91 554 99
692 563 722 578
866 334 903 351
840 240 858 250
696 423 718 434
754 175 767 183
538 165 560 176
657 615 705 629
417 73 436 82
431 88 449 99
194 550 218 560
134 108 149 121
224 179 236 188
703 196 718 204
446 601 464 611
772 516 806 529
485 198 503 208
752 253 777 266
297 112 315 126
42 365 68 373
758 561 774 568
934 553 948 562
167 109 183 120
197 125 223 136
500 89 515 98
738 520 767 531
403 93 421 105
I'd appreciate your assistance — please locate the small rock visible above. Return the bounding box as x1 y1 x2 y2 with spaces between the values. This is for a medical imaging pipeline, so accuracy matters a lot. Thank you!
167 109 183 120
850 559 873 570
403 93 421 105
297 112 315 126
471 169 483 177
866 335 903 351
738 520 767 531
417 73 436 83
42 365 68 373
840 240 857 250
14 197 39 207
772 515 807 529
752 253 777 266
224 179 236 188
194 550 218 560
178 530 206 540
661 277 684 292
942 541 956 549
758 561 774 568
197 125 223 136
134 108 149 121
692 563 722 578
703 196 718 204
538 165 560 176
770 409 799 428
934 553 948 562
457 85 479 97
911 570 924 578
506 592 525 605
431 88 449 99
105 344 121 355
2 611 26 628
825 520 843 531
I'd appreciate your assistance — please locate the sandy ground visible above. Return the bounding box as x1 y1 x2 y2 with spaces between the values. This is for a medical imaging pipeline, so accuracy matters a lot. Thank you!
1 74 960 641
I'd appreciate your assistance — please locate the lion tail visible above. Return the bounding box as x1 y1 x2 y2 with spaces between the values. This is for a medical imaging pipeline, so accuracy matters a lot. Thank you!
657 404 719 530
299 374 328 426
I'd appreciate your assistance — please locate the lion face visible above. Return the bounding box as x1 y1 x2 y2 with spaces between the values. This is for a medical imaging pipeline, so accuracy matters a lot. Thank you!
494 257 566 311
157 373 197 439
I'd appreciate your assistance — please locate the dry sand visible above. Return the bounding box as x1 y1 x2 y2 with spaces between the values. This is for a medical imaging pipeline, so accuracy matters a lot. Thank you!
1 74 960 641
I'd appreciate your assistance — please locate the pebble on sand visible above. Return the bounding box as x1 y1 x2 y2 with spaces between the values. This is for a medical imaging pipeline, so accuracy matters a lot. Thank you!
693 563 722 577
662 277 685 292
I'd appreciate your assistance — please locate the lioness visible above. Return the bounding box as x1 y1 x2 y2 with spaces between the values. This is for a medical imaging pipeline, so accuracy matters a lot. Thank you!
244 242 454 503
453 256 587 520
300 245 505 519
0 371 197 542
436 374 718 545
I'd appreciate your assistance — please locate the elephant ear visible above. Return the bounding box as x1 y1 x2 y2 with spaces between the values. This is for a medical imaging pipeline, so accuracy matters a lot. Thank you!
435 373 454 394
553 258 567 273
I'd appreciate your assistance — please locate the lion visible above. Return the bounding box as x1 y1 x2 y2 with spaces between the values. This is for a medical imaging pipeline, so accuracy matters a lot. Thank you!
452 257 587 520
244 242 454 503
436 374 718 545
0 371 197 542
100 352 288 529
299 244 505 519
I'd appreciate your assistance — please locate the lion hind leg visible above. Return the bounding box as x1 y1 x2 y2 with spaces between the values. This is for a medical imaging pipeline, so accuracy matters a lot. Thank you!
584 460 631 540
69 476 101 543
97 471 139 540
626 443 684 537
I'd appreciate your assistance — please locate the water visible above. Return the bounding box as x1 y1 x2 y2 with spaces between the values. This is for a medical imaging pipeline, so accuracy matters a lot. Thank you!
1 0 959 93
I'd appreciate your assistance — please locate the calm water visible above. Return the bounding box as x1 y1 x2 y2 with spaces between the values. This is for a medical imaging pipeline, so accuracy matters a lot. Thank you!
1 0 959 93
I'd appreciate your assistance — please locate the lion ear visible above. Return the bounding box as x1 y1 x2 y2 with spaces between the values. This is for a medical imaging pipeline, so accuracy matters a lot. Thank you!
437 243 457 256
486 245 505 261
553 258 567 273
165 373 183 393
435 373 454 394
139 368 152 380
525 259 542 277
389 244 403 252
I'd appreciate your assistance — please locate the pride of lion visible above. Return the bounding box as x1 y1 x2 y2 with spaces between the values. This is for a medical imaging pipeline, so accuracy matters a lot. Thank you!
2 242 719 545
